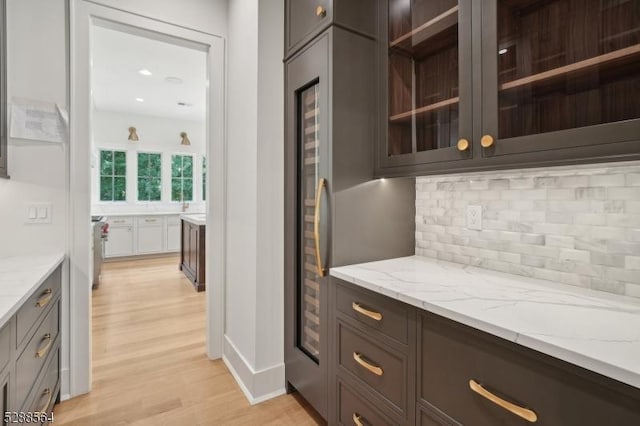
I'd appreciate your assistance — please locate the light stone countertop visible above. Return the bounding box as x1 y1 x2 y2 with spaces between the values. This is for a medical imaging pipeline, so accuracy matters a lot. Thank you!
331 255 640 389
0 253 65 329
180 213 206 226
93 212 202 217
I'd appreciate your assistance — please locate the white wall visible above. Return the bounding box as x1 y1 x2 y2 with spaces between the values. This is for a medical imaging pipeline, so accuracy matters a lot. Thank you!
223 0 285 402
0 0 228 400
91 110 206 213
91 0 227 36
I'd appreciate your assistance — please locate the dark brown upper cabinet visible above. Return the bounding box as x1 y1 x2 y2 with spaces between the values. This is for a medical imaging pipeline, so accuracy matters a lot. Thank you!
0 0 7 179
378 0 640 177
284 0 377 60
378 0 474 176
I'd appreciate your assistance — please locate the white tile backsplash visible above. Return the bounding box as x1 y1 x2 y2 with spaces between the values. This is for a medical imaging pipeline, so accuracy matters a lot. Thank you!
415 161 640 298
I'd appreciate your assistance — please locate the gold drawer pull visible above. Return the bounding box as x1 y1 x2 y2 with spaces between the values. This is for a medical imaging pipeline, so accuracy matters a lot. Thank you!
457 138 470 151
36 289 53 308
352 413 364 426
36 388 52 413
351 302 382 321
113 219 126 224
35 333 52 358
316 5 326 17
145 219 157 223
469 379 537 423
353 352 383 376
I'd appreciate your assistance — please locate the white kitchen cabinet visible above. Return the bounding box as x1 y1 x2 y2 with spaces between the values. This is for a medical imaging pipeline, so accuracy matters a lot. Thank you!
137 216 165 254
104 223 135 257
166 216 181 252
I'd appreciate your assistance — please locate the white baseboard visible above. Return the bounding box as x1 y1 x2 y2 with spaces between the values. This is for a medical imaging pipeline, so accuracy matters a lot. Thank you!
222 335 285 405
60 367 70 401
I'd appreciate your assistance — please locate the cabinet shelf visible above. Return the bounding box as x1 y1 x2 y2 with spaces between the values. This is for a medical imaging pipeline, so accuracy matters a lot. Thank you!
389 97 459 123
390 6 458 55
499 44 640 92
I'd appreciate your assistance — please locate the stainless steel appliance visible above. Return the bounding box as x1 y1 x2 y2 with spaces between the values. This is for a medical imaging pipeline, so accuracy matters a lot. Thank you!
92 216 108 289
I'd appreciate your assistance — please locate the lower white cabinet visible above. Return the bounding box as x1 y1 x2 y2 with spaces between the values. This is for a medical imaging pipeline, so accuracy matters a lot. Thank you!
166 218 181 252
137 217 165 254
105 214 181 258
104 223 135 257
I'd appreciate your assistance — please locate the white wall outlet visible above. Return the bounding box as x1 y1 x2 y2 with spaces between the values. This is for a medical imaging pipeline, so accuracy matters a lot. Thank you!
25 203 52 224
466 205 482 230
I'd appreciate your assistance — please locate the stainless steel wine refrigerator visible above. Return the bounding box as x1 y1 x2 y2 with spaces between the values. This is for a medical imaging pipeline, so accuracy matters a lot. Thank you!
284 23 416 420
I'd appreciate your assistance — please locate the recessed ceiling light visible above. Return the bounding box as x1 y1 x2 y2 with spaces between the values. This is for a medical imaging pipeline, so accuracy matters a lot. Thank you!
165 76 183 85
135 98 145 103
138 69 152 76
498 48 508 55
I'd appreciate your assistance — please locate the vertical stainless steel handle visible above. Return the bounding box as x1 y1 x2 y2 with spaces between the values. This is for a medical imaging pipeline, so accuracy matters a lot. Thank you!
313 178 327 277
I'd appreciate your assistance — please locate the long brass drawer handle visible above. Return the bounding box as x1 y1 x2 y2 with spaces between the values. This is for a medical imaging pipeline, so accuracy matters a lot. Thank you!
353 352 383 376
36 388 52 413
313 178 327 277
352 413 364 426
469 379 537 423
35 333 52 358
351 302 382 321
36 289 53 308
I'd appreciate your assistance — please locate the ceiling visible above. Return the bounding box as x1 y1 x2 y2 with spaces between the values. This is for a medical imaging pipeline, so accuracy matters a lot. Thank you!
91 25 207 121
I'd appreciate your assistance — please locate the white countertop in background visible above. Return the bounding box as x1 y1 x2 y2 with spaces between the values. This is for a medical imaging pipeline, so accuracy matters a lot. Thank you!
0 253 65 329
180 213 206 226
331 256 640 389
93 211 204 217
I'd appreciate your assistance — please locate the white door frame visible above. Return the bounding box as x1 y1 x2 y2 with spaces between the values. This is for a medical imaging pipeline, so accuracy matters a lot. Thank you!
69 0 226 397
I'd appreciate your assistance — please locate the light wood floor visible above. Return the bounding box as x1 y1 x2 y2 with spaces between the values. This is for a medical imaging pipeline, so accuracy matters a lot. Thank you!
54 256 324 425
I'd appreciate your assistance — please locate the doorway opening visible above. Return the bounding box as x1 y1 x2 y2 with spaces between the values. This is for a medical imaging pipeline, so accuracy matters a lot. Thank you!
69 2 225 398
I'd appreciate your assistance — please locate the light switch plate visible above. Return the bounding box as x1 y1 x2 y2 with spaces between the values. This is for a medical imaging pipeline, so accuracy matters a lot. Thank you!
466 205 482 230
25 203 52 224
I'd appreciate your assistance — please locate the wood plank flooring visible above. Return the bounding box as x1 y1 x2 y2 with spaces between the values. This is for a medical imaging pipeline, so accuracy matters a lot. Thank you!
54 256 324 425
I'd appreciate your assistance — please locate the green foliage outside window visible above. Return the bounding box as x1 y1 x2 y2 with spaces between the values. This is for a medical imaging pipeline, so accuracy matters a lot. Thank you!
100 150 126 201
137 153 162 201
171 154 193 202
202 157 207 201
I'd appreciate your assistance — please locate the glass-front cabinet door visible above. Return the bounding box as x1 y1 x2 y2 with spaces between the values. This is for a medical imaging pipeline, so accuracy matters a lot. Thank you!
380 0 473 171
481 0 640 159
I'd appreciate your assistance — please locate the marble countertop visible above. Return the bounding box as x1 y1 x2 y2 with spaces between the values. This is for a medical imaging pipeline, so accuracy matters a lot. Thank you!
180 213 206 226
331 255 640 389
0 253 65 329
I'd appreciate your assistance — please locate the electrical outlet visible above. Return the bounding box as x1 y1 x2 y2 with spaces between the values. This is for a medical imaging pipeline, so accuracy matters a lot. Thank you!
466 205 482 230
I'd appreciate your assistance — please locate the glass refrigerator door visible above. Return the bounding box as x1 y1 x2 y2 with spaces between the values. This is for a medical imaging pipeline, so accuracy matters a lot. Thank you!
297 83 321 361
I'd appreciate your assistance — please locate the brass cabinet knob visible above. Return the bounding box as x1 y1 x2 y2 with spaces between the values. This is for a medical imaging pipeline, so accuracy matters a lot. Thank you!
481 134 495 148
457 138 470 151
316 5 327 17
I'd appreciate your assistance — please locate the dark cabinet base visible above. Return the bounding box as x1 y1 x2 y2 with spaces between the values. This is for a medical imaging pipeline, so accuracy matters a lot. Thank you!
180 220 205 292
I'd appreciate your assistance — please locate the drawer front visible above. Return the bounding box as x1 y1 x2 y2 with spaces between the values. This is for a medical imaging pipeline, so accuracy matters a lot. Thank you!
337 378 396 426
418 403 461 426
337 320 407 413
137 216 164 227
16 265 61 348
0 320 11 372
24 349 59 415
16 302 59 410
419 312 640 426
335 279 409 345
107 216 133 226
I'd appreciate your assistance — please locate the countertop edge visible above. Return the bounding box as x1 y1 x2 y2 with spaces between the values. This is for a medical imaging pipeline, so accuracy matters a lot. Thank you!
329 265 640 390
0 253 65 330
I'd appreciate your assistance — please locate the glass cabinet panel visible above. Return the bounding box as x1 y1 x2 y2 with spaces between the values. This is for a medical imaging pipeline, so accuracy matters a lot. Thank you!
387 0 461 157
497 0 640 139
297 83 321 361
